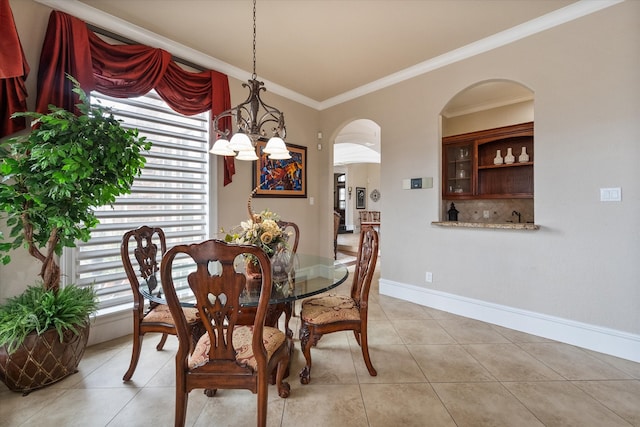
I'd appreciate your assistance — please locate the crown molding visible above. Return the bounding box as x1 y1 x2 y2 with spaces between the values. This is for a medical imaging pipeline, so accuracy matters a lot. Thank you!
35 0 623 111
317 0 624 110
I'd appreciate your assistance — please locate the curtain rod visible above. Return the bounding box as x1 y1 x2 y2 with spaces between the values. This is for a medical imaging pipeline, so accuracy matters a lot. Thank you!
86 23 206 72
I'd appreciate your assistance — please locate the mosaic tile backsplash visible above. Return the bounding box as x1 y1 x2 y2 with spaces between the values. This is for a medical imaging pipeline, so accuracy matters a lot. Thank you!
443 199 534 224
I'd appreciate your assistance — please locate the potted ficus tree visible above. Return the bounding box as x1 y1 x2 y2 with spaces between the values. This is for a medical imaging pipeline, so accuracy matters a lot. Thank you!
0 75 150 393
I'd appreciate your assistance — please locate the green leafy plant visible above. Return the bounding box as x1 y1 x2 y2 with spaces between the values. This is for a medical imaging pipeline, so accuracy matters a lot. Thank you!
0 75 150 291
0 75 150 353
0 284 98 353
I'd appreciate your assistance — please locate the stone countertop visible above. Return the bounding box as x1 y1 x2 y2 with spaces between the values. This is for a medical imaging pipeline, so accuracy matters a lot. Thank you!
431 221 540 230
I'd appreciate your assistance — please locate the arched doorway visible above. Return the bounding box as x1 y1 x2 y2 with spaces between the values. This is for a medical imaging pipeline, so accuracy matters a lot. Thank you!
333 119 381 254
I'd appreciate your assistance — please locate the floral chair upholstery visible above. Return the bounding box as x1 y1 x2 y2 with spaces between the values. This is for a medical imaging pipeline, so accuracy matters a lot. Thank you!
298 225 379 384
120 226 201 382
161 239 291 427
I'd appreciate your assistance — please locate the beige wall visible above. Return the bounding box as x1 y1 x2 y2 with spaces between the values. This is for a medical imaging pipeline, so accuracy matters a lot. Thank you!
320 1 640 341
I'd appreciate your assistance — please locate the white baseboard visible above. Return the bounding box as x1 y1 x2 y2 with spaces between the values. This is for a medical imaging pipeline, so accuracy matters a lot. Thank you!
379 278 640 363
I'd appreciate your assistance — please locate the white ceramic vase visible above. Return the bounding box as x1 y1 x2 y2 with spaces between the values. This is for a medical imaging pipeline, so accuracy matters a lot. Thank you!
504 147 515 164
518 146 530 162
493 149 503 165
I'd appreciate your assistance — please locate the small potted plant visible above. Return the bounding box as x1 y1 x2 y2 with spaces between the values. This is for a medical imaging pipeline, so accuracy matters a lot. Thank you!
0 75 150 393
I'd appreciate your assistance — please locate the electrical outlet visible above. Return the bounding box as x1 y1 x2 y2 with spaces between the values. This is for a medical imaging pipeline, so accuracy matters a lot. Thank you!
483 210 490 219
425 272 433 283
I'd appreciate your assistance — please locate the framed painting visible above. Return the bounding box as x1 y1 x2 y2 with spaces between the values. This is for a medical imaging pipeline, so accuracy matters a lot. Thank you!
356 187 366 209
253 141 307 197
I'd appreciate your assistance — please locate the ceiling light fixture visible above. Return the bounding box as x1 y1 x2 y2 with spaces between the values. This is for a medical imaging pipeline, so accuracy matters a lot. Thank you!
209 0 290 161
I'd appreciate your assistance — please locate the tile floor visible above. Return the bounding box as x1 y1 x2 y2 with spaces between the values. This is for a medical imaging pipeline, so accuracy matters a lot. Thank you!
2 258 640 426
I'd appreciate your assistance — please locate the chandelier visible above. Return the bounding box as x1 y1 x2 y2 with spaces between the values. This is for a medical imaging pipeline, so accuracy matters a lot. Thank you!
209 0 290 161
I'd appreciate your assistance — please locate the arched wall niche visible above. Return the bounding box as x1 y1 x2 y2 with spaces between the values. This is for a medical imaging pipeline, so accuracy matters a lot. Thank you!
442 79 534 137
440 79 535 224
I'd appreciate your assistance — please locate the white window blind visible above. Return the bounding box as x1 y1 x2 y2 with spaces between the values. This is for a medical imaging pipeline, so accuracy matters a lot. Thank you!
66 90 210 309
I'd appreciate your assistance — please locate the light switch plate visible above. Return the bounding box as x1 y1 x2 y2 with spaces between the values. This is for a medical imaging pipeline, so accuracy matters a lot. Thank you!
600 187 621 202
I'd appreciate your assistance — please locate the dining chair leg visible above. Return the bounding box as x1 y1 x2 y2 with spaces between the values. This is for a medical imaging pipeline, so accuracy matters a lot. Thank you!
156 332 168 350
360 327 377 377
257 375 268 427
298 323 313 384
283 302 293 338
175 386 188 427
123 327 143 381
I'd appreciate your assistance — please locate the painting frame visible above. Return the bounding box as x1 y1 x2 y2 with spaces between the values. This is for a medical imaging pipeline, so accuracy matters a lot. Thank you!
253 141 307 198
356 187 366 209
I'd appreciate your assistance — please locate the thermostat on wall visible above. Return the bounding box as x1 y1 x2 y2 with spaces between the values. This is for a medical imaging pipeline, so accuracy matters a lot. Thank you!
402 177 433 190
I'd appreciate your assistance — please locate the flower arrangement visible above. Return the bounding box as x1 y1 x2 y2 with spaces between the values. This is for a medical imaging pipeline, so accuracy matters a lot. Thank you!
224 186 290 257
224 208 289 260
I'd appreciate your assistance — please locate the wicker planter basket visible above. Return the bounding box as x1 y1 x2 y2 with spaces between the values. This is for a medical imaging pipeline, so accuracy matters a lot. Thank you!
0 321 90 394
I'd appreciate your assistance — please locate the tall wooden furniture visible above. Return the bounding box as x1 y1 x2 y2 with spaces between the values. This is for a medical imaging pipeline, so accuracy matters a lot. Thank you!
298 226 379 384
120 226 201 381
161 239 291 427
443 122 534 199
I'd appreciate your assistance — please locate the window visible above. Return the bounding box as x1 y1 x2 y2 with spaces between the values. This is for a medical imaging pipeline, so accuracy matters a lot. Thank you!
62 90 211 310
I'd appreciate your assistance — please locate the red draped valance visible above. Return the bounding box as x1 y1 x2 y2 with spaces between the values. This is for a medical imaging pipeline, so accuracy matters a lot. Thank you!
0 0 30 137
36 10 236 184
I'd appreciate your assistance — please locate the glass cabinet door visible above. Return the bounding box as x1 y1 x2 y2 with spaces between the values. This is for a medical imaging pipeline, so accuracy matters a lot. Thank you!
444 143 473 196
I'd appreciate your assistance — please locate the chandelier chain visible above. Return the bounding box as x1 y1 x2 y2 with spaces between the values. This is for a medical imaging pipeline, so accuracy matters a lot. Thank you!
252 0 257 80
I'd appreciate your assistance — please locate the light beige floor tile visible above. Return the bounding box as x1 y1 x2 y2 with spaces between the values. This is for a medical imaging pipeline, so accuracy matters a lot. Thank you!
421 307 466 320
146 356 177 388
0 386 72 427
432 382 545 427
366 301 388 321
361 320 405 345
572 380 640 426
436 318 511 344
78 341 173 388
192 387 286 427
361 383 456 427
584 350 640 379
490 324 555 343
351 343 426 384
282 384 368 427
391 319 456 345
408 344 495 383
109 385 209 427
504 381 633 426
291 332 358 385
464 343 564 381
518 342 632 380
19 387 140 427
378 298 434 320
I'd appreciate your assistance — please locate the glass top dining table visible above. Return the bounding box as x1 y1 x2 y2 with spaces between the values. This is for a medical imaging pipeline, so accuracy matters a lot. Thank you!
143 254 350 308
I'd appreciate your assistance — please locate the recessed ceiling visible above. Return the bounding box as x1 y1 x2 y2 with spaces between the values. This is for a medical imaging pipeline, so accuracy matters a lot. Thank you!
34 0 611 109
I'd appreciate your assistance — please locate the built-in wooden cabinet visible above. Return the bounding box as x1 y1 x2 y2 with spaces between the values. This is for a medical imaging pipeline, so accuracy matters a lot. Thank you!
443 122 533 199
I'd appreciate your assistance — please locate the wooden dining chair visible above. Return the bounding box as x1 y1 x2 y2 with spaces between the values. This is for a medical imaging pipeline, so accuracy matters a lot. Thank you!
298 225 379 384
333 211 341 259
120 226 201 381
161 239 291 427
276 220 300 336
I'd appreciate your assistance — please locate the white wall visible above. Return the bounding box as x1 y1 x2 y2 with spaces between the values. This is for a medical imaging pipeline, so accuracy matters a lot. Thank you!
321 1 640 361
